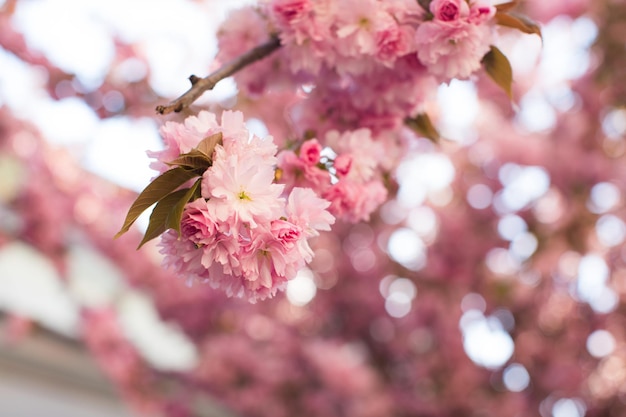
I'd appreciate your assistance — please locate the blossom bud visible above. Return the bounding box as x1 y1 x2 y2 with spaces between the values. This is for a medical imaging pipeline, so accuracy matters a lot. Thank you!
334 154 353 177
299 139 323 165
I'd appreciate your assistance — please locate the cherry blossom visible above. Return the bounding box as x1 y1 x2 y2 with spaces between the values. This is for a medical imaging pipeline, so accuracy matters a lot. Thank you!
6 2 626 417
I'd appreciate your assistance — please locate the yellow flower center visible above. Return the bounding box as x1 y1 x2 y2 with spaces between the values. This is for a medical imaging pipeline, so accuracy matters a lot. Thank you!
238 190 252 201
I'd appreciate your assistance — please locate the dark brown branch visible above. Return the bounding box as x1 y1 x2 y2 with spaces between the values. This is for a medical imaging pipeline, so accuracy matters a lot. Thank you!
156 36 282 115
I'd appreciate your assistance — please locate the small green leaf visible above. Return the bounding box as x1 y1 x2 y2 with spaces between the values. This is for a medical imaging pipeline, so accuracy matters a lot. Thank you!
190 178 203 201
495 1 518 13
196 132 223 158
482 45 514 100
496 11 542 39
303 130 317 141
417 0 432 12
167 178 202 234
115 167 199 238
404 113 440 143
137 179 202 248
137 188 191 248
167 149 212 171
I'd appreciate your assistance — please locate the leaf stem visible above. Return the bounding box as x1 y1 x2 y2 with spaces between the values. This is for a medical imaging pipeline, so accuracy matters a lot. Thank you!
156 36 282 115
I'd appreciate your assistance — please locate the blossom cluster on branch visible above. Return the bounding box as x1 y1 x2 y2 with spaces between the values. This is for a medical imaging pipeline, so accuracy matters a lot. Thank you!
6 0 626 416
150 111 333 301
121 0 540 302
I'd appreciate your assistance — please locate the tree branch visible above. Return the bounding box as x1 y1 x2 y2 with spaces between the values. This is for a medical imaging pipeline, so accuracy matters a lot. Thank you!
156 36 282 115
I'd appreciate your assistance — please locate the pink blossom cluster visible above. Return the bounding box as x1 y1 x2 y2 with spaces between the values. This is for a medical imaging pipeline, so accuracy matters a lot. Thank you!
7 5 626 414
415 0 495 79
152 111 334 302
263 0 496 80
217 0 497 134
277 129 389 223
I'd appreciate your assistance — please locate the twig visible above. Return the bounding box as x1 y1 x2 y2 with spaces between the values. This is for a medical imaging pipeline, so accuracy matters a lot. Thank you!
156 36 282 115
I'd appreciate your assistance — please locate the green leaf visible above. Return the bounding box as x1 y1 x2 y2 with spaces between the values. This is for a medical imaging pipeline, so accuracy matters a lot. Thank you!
495 1 518 13
137 188 189 248
137 179 201 249
167 178 202 234
166 149 212 171
482 45 514 100
417 0 432 12
138 179 202 248
404 113 440 143
115 167 199 238
196 132 223 158
190 178 204 201
496 11 542 39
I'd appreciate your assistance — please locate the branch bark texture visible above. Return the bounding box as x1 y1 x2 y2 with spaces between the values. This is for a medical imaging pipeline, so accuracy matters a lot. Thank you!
156 36 282 115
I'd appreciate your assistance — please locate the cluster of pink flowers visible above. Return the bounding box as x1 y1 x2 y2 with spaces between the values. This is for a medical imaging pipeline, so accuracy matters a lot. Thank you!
265 0 495 80
204 1 501 231
11 1 626 416
277 129 389 223
415 0 496 79
216 0 497 134
152 111 334 302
